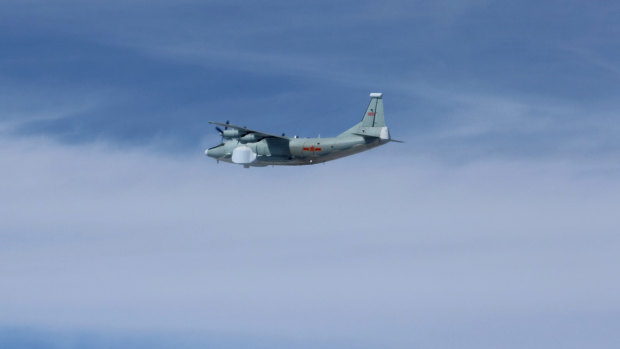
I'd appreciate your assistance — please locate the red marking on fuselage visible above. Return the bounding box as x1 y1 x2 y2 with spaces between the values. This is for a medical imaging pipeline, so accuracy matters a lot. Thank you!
368 112 375 116
302 146 322 152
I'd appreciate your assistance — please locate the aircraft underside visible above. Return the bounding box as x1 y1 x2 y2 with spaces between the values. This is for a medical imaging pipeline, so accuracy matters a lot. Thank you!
212 138 386 167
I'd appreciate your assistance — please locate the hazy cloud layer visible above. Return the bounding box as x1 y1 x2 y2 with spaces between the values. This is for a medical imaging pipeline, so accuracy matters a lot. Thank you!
2 138 619 347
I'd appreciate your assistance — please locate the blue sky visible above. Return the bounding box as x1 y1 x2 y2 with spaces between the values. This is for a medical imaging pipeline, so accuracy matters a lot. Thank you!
1 1 620 348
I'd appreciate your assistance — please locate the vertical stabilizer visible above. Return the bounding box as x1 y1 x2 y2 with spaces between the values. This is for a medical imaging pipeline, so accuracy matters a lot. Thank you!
361 92 385 127
339 92 386 137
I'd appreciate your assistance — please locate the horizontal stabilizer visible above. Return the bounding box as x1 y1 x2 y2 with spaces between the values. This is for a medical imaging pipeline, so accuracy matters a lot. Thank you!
352 132 404 143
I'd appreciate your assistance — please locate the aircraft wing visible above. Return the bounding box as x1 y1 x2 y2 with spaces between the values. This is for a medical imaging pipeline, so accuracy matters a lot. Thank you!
209 121 290 140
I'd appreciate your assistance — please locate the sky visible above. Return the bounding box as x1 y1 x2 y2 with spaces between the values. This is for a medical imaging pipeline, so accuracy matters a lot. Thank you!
1 1 620 348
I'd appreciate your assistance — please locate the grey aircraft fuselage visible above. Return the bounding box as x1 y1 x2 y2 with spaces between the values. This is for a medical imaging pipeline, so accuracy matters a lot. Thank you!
204 92 400 167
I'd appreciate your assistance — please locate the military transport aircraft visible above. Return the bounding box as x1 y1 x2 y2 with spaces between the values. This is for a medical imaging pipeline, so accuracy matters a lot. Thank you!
204 92 402 167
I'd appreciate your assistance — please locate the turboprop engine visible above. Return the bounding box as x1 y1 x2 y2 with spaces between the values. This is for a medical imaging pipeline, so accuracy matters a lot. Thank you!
231 145 257 164
221 129 241 138
239 133 260 143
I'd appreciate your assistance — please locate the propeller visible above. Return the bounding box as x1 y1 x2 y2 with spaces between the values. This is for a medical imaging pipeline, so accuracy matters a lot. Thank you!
215 126 224 143
215 121 231 143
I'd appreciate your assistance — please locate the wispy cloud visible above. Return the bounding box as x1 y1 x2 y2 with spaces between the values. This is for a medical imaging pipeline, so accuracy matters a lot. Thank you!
1 0 619 162
564 45 620 78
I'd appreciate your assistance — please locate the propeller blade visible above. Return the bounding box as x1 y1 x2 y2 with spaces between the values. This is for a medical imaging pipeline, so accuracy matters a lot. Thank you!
215 126 224 134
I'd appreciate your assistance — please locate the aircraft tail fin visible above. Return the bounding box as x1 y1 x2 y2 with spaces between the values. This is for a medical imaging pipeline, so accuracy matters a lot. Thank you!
361 92 385 127
339 92 386 137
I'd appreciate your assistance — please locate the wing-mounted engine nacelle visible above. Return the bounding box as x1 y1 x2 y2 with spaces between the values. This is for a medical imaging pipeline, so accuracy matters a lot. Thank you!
222 129 241 138
221 130 260 142
231 145 257 164
239 133 260 143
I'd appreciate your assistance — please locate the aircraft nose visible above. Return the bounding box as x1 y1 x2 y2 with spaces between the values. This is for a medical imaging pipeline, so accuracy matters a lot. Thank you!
204 148 209 156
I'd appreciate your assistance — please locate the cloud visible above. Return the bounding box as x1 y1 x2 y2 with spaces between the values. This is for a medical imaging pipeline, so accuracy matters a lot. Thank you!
1 137 619 347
